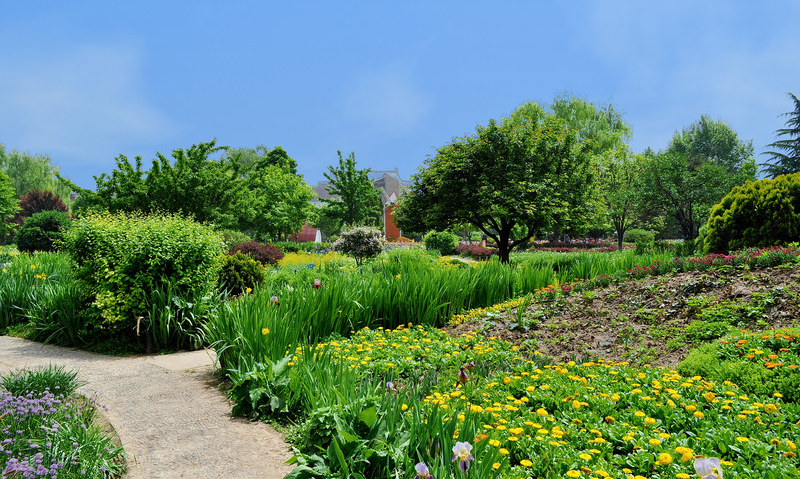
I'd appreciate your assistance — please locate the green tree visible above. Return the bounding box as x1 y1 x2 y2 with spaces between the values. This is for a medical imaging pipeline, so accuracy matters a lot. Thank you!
66 140 254 229
597 147 648 250
244 165 316 241
761 92 800 178
0 170 19 236
508 96 632 236
321 151 381 227
0 144 73 200
226 145 298 175
642 117 757 241
396 116 596 263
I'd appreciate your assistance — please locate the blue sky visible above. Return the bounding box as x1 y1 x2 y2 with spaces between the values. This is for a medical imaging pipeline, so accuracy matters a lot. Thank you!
1 1 798 190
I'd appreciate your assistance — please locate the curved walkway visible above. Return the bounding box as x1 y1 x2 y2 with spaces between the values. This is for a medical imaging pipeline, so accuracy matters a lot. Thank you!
0 336 294 478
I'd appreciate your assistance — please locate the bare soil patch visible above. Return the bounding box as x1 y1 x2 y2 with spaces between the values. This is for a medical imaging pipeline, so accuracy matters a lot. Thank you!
445 265 800 368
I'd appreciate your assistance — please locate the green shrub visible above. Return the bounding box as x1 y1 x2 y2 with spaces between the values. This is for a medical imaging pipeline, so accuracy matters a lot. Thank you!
62 211 223 347
624 228 654 244
334 227 386 265
423 230 459 255
706 173 800 254
218 228 251 252
15 210 72 253
678 328 800 403
218 252 266 296
231 241 284 266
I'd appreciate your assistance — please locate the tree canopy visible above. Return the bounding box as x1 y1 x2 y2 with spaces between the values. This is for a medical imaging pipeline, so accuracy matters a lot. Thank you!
0 170 19 236
641 117 756 241
320 151 381 227
396 115 596 263
0 144 73 200
66 140 254 229
761 92 800 178
242 165 316 242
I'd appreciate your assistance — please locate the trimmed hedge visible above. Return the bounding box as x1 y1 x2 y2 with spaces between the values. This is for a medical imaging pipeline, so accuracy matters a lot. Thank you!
15 210 72 253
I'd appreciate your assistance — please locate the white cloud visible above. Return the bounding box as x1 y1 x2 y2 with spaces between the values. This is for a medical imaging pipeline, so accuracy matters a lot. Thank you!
0 42 175 160
341 61 432 132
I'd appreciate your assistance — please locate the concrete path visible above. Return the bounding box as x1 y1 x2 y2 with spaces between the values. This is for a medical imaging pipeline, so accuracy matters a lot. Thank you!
0 336 295 478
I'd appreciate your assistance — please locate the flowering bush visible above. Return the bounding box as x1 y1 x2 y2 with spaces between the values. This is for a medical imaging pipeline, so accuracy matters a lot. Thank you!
334 227 386 265
456 243 497 259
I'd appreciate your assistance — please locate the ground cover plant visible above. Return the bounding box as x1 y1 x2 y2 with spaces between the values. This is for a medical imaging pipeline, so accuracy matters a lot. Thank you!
1 365 125 477
239 325 800 478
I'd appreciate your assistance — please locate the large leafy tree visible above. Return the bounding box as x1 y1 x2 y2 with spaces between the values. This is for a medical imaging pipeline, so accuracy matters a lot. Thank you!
0 144 73 200
243 165 316 241
508 96 632 235
642 117 756 241
762 92 800 178
396 116 596 263
0 170 19 236
321 151 381 227
66 140 254 229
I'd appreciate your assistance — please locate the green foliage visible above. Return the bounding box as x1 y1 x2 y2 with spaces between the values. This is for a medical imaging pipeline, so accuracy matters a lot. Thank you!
0 145 73 200
68 140 253 229
762 92 800 178
678 328 800 403
321 151 382 227
226 144 299 174
0 252 77 331
334 227 386 265
624 228 654 244
218 252 266 296
242 164 316 242
61 211 223 346
218 228 252 252
15 210 72 253
397 112 596 263
231 241 284 266
423 230 459 255
642 117 757 240
0 170 18 237
0 366 126 477
705 173 800 253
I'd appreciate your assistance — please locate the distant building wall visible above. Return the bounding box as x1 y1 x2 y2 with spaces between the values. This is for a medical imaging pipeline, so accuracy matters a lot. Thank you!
384 204 401 239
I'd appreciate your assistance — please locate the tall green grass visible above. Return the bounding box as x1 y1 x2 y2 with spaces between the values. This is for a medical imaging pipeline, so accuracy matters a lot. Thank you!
206 248 670 371
0 252 77 330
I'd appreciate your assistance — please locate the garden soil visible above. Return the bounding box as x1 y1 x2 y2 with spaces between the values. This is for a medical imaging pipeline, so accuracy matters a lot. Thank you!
0 337 294 478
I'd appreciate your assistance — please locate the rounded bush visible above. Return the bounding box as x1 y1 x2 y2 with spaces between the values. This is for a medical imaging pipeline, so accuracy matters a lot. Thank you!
423 230 459 255
218 252 266 296
231 241 284 266
15 210 72 253
334 227 386 265
705 173 800 253
218 229 252 252
623 228 654 244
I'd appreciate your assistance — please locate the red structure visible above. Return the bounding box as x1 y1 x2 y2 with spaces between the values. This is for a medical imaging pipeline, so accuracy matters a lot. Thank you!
384 204 401 239
290 222 318 242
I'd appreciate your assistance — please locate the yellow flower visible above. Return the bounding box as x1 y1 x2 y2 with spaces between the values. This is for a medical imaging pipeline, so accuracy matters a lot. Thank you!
656 453 673 465
401 404 408 411
520 459 532 467
648 438 661 446
693 411 704 418
499 448 509 455
579 453 592 461
676 474 690 479
492 463 501 470
261 328 270 335
536 408 548 416
736 436 749 442
566 471 581 478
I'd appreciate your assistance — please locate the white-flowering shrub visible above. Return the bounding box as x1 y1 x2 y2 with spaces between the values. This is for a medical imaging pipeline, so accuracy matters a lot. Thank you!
334 227 386 265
